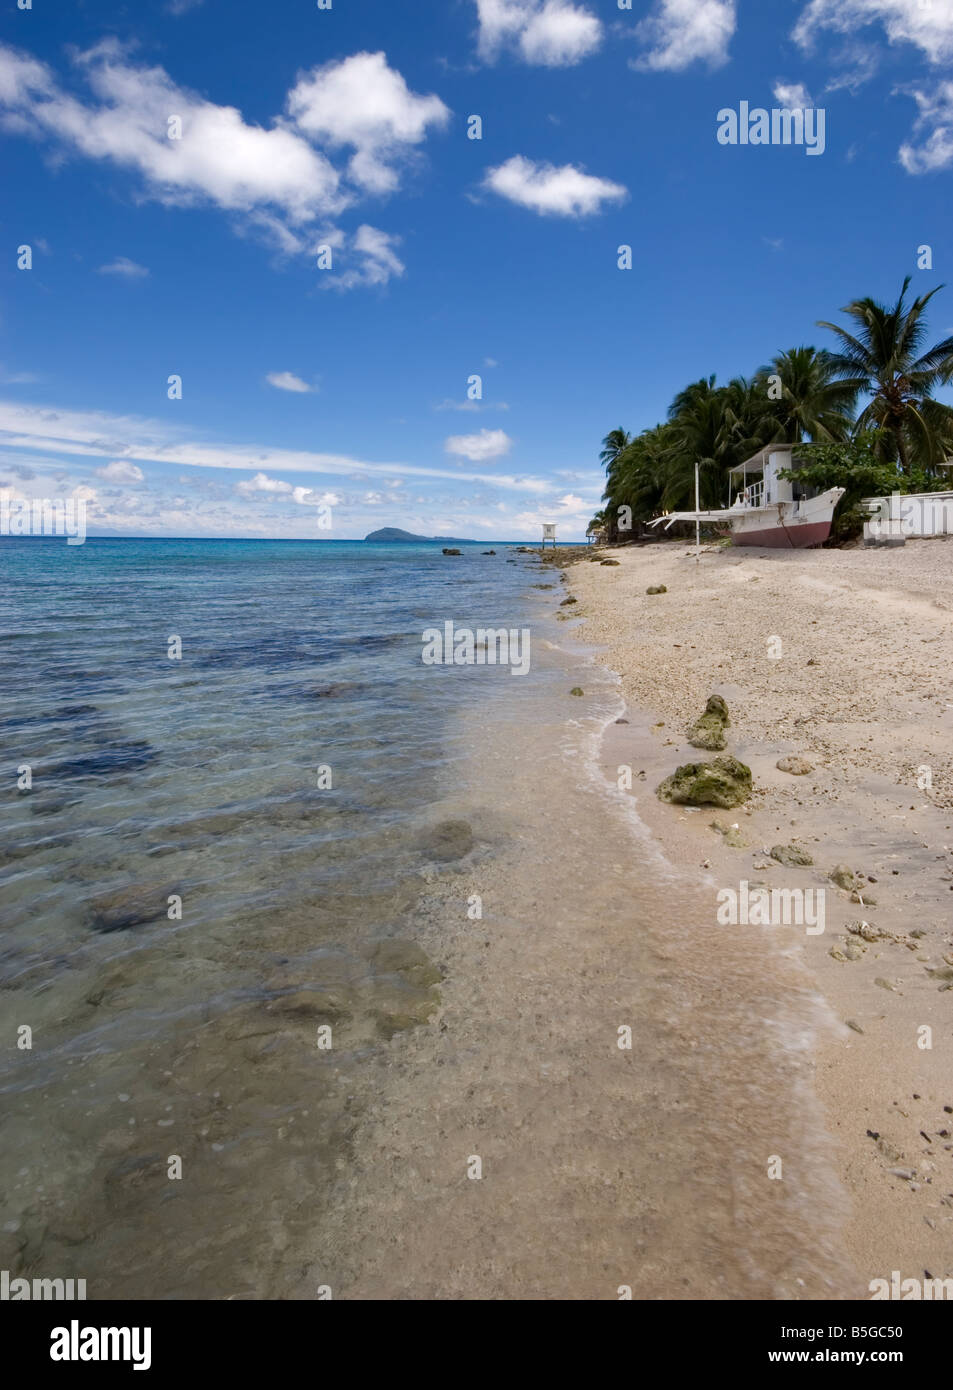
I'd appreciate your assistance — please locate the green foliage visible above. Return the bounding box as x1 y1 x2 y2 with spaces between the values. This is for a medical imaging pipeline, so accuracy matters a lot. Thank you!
595 278 953 544
782 433 937 541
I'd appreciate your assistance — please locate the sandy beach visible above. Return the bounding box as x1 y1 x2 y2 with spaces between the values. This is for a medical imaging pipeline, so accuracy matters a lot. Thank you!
568 537 953 1292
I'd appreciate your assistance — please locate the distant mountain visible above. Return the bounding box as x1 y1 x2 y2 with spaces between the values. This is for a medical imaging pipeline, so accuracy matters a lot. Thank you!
364 527 476 544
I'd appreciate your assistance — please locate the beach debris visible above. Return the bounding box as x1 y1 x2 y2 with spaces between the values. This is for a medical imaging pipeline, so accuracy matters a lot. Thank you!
770 843 814 867
846 1019 865 1034
656 755 752 809
830 863 861 892
688 694 730 751
560 596 577 606
776 755 813 775
887 1168 916 1181
847 920 884 942
87 882 179 933
570 687 584 696
710 820 746 848
442 548 462 556
421 820 474 862
874 976 899 992
646 584 667 594
600 559 621 566
830 937 866 962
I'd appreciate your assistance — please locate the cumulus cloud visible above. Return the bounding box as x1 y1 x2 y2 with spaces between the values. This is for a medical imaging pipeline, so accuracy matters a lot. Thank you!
293 487 340 506
0 40 344 228
266 371 313 394
483 155 626 217
97 256 150 278
322 224 405 290
475 0 602 67
773 82 814 108
899 80 953 172
236 471 293 496
793 1 953 65
0 41 445 286
445 428 512 462
631 0 736 72
287 52 450 194
95 459 144 482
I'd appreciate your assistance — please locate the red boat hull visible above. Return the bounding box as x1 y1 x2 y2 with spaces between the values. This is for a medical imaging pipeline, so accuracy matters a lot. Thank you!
733 520 832 548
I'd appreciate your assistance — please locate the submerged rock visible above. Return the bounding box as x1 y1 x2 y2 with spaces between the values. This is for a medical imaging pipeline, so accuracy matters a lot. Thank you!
482 550 496 555
368 939 443 989
710 820 747 848
770 843 814 867
777 755 813 775
688 694 730 751
442 548 462 556
421 819 474 861
87 882 178 933
657 756 752 809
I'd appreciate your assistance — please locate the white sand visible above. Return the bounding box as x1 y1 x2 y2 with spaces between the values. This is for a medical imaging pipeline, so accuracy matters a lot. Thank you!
570 538 953 1290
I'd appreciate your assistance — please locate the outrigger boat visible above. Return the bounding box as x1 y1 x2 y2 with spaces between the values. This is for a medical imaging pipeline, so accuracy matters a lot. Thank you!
649 444 845 548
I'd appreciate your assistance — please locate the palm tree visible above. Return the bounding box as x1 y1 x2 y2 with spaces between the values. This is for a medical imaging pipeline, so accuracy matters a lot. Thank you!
754 346 857 444
818 278 953 471
599 428 632 469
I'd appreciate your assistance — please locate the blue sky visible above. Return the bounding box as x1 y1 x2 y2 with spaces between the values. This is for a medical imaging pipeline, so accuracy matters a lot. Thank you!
2 0 952 539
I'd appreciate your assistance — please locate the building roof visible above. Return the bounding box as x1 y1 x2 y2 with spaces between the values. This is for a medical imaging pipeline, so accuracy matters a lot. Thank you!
728 443 795 476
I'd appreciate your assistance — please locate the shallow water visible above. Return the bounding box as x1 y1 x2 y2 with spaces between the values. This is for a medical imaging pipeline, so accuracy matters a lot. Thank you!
0 538 855 1298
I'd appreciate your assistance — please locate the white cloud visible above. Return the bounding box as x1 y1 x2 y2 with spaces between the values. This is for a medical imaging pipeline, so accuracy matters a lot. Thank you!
631 0 736 72
794 1 953 65
236 471 293 496
0 41 345 230
0 42 444 287
899 80 953 172
475 0 602 67
95 459 144 482
97 256 150 278
773 82 814 108
323 224 405 290
292 486 340 506
445 428 512 461
287 52 450 194
0 399 550 491
483 155 626 217
266 371 313 394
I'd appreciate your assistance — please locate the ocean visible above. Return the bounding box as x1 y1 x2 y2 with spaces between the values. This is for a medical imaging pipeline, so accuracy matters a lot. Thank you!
0 539 853 1298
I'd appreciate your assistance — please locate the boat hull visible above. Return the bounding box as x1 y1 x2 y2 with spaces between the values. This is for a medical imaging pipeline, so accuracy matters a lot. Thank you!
729 488 844 548
732 518 833 548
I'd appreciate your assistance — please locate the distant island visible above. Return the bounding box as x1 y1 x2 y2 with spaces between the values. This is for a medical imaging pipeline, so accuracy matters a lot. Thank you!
364 527 476 544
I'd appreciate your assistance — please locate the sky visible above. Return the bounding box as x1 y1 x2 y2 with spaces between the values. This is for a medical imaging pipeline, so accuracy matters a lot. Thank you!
2 0 952 540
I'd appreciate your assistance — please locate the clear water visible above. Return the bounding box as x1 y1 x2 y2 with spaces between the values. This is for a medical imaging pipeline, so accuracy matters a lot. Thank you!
0 539 854 1299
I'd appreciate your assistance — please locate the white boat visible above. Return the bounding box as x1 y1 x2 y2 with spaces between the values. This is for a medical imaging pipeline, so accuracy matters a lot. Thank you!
650 445 845 548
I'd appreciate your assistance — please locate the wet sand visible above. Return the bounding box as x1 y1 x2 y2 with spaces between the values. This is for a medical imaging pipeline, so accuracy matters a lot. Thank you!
568 538 953 1294
315 610 859 1299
